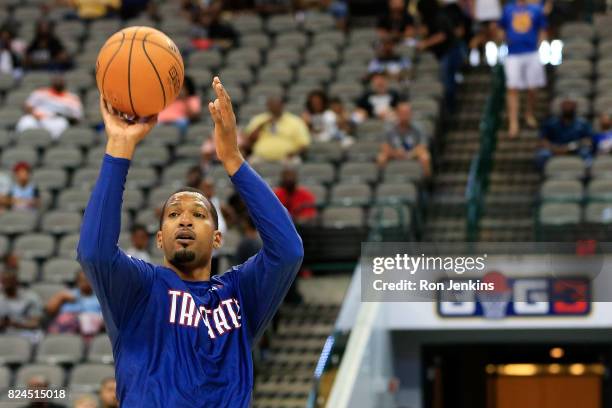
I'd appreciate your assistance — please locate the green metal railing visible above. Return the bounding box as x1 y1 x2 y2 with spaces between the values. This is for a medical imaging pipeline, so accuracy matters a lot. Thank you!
466 65 506 241
305 201 412 408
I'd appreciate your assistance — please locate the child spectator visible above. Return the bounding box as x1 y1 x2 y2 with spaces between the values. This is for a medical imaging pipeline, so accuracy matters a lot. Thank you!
9 162 39 211
302 90 352 146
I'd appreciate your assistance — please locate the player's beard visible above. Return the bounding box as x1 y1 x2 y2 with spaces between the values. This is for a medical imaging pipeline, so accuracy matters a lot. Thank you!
171 248 196 265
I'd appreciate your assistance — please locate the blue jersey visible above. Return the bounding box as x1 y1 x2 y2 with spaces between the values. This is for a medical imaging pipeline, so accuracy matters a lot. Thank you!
500 3 547 55
77 155 303 407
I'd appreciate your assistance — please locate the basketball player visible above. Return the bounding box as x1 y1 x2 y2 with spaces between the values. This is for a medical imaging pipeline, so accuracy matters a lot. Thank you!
77 77 304 406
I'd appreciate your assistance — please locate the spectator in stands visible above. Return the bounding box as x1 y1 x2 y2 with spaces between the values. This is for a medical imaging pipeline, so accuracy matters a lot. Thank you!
0 27 23 79
47 271 103 337
329 96 354 141
323 0 349 31
377 101 431 177
377 0 416 42
354 72 400 122
499 0 547 138
125 224 151 262
158 76 201 136
536 97 592 170
297 0 349 30
0 165 12 212
468 0 502 65
199 177 227 275
417 0 463 112
120 0 152 20
302 90 352 146
593 112 612 155
99 378 118 408
8 162 40 211
24 20 71 71
185 165 203 189
16 75 83 139
0 24 27 54
73 394 98 408
274 167 317 223
190 7 237 50
25 375 66 408
234 215 262 264
0 270 43 339
57 0 119 20
368 36 411 80
246 96 311 163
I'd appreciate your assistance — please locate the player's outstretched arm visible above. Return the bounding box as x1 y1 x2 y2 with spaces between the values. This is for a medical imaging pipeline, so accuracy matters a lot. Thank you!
76 98 157 338
209 77 304 343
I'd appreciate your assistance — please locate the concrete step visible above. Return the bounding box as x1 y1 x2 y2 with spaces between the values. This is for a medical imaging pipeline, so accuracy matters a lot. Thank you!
489 172 540 184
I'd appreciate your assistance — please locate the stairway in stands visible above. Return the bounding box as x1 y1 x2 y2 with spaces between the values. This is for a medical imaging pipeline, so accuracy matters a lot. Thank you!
479 91 550 241
252 276 349 408
424 66 491 242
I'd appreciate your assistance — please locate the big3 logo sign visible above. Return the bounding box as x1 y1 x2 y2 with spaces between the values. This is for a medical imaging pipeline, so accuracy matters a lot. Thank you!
438 278 590 318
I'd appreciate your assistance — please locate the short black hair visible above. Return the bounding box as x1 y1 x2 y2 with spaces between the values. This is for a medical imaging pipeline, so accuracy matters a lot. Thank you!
130 223 148 235
305 89 328 113
158 187 219 230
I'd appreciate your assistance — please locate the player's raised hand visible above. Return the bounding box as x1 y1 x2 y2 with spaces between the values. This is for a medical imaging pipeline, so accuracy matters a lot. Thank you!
100 96 157 159
209 76 244 175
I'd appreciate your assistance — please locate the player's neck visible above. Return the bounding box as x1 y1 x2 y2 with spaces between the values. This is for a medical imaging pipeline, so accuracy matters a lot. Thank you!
164 260 212 282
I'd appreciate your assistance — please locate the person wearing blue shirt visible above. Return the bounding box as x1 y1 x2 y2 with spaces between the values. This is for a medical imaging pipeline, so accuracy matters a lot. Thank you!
536 97 592 170
499 0 548 138
76 77 304 407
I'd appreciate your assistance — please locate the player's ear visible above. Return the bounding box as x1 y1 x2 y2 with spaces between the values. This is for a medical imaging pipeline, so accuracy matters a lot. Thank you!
156 230 163 249
212 230 222 249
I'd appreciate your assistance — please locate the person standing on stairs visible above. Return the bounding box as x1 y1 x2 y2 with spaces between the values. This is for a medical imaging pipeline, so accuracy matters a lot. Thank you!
499 0 548 138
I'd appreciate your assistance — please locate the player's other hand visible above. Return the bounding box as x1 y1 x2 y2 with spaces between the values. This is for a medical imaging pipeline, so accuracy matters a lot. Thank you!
100 96 157 146
208 76 244 176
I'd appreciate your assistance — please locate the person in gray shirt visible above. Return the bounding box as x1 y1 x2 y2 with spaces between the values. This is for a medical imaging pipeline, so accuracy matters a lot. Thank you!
377 101 431 177
0 269 43 341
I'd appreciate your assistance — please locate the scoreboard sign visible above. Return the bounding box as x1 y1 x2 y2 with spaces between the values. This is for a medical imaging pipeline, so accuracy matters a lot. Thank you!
437 277 591 319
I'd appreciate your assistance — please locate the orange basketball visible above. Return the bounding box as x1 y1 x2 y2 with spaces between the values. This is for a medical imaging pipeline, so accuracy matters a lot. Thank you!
95 26 184 117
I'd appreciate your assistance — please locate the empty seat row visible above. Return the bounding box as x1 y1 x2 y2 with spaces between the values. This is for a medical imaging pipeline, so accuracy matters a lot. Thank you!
539 202 612 225
544 156 612 179
0 334 112 367
540 179 612 202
